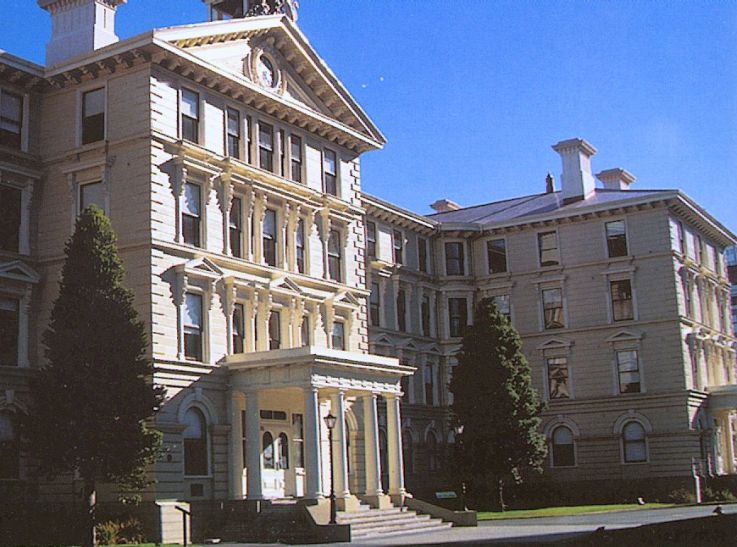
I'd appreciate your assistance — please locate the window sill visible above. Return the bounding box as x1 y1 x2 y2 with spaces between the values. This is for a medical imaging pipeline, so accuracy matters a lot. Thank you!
183 474 213 479
73 140 107 155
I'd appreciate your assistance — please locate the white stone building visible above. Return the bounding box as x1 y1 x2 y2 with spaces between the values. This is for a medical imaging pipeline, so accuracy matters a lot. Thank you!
0 0 736 539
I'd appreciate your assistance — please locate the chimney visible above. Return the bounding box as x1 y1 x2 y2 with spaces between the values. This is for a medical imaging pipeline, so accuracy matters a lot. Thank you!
596 168 635 191
545 172 555 194
38 0 126 67
430 199 461 213
551 138 597 203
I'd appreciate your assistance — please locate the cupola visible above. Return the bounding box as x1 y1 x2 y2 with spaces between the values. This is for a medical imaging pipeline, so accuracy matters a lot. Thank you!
38 0 126 67
205 0 298 21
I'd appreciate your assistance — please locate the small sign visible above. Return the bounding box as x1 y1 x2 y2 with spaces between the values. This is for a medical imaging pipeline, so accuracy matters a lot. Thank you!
435 491 458 499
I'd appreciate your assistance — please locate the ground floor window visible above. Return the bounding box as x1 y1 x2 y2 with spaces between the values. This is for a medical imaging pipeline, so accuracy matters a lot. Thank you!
0 412 19 479
0 297 19 366
183 407 208 476
551 425 575 467
622 421 647 463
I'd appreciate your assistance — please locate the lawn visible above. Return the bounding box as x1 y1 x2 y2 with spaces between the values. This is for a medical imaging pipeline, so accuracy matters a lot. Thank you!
477 503 673 520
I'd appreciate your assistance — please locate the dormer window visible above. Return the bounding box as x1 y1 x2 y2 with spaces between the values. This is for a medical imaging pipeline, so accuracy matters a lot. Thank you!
81 88 105 145
0 90 23 150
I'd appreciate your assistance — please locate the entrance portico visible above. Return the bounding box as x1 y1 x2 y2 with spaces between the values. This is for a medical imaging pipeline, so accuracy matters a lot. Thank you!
225 346 413 510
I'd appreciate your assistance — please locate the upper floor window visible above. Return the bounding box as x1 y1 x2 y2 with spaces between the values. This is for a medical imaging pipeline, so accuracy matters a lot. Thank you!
622 421 647 463
183 407 208 476
424 363 435 406
0 186 21 253
393 230 404 264
290 135 302 183
332 321 345 351
610 279 633 321
233 303 245 354
182 182 202 247
448 297 467 337
263 209 277 267
366 221 377 260
269 310 281 350
418 237 429 273
279 130 286 176
0 90 23 150
616 350 641 394
301 315 310 346
605 220 628 258
82 88 105 145
538 231 560 267
296 219 306 273
245 115 253 163
551 425 575 467
445 242 464 276
396 288 407 332
183 293 203 361
542 288 564 329
421 295 431 337
369 282 381 327
0 297 19 366
323 149 337 195
229 197 243 258
327 230 342 282
259 122 274 172
0 412 19 479
487 238 507 274
676 220 685 255
695 235 703 264
226 107 241 159
79 181 105 214
547 356 570 399
181 89 199 143
682 274 693 317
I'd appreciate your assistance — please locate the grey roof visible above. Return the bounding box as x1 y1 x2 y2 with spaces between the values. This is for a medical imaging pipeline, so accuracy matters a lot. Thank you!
426 188 675 226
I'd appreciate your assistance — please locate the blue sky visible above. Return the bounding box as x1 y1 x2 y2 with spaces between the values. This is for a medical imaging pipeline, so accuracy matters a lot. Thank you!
3 1 737 232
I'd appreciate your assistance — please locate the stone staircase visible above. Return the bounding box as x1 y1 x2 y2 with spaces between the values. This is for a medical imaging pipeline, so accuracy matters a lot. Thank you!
337 501 452 541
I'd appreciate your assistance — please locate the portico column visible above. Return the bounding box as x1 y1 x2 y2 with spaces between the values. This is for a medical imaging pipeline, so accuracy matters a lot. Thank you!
363 393 383 497
244 391 263 499
723 413 736 474
386 393 406 499
228 389 244 499
303 387 323 499
331 390 350 499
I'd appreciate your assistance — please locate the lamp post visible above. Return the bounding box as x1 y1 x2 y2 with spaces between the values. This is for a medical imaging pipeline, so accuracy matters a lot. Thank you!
454 424 467 511
324 413 338 524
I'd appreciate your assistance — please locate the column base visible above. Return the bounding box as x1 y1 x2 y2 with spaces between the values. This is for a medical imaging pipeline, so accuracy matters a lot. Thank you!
361 494 392 509
390 491 408 506
335 494 362 512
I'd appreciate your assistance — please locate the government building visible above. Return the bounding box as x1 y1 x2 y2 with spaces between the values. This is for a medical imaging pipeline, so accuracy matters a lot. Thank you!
1 0 735 542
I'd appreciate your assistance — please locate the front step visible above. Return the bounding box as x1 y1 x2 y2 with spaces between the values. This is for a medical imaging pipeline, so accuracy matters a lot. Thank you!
337 502 452 540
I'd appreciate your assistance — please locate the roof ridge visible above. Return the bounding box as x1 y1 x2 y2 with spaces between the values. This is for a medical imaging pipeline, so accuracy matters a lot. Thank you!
426 191 553 217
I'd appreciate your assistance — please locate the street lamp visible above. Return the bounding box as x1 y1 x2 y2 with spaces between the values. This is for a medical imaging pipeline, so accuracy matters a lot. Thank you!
324 413 338 524
454 424 467 511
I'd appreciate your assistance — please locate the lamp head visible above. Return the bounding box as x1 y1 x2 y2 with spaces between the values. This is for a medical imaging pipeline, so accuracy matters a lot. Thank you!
324 413 337 430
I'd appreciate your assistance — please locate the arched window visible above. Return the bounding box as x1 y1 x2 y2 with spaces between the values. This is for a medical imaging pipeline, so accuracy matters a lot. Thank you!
551 426 575 467
427 431 440 471
0 412 19 479
402 430 414 476
622 421 647 463
183 408 207 476
278 432 289 470
263 431 275 469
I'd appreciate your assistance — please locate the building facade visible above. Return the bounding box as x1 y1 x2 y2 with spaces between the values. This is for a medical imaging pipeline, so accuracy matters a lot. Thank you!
1 0 736 524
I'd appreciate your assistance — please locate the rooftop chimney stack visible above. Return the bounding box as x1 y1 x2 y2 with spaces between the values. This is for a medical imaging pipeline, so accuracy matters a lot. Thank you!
545 172 555 194
38 0 126 67
430 199 461 213
551 138 597 203
596 168 635 191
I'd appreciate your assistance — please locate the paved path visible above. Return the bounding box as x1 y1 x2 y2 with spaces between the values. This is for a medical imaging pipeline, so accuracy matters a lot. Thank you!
218 503 737 546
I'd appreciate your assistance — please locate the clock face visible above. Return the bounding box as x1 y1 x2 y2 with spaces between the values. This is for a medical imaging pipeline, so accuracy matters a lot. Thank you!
257 56 276 88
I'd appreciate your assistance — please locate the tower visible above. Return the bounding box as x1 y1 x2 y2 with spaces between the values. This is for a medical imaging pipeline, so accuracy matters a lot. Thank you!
205 0 298 22
38 0 126 67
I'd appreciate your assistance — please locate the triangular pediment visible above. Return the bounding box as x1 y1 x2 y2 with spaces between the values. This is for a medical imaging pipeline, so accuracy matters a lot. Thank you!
369 334 393 347
269 275 303 294
179 257 223 279
536 337 573 351
154 17 384 145
606 329 643 343
0 261 40 284
334 291 361 307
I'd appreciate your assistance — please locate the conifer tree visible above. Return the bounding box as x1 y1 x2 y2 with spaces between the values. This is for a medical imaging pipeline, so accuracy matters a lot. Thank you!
450 297 546 511
24 206 164 547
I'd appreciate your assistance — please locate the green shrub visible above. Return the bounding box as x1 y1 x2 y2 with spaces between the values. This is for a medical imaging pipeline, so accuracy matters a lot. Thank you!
703 487 737 503
96 517 144 545
667 488 695 504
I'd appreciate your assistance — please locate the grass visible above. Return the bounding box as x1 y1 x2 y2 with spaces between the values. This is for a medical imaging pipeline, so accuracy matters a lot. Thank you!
477 503 674 520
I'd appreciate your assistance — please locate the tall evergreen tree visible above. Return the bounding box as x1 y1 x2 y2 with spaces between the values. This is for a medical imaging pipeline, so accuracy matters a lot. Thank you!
450 297 546 511
23 206 164 547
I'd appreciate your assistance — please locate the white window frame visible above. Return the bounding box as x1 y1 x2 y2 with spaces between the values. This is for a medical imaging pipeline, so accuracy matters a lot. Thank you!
179 402 214 479
612 347 645 395
179 87 202 145
392 229 405 265
537 229 561 268
619 419 650 465
603 218 630 259
607 275 637 323
443 239 466 277
544 354 573 401
182 290 207 363
539 285 567 331
225 105 244 160
486 236 509 275
77 179 107 215
322 148 338 196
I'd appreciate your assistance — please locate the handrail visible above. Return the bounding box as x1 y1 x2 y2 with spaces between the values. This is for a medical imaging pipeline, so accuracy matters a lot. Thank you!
174 504 191 546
